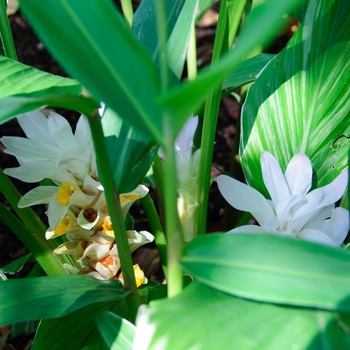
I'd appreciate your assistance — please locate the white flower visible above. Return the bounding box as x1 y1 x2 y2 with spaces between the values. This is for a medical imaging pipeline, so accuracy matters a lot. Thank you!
1 110 95 184
159 116 201 243
217 151 349 246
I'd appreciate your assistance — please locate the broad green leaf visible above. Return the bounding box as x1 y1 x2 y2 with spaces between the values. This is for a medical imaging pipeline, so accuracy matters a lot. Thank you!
0 95 99 125
157 0 305 137
0 55 80 98
181 234 350 312
132 0 186 60
138 280 168 304
167 0 199 81
19 0 163 141
0 56 85 124
240 0 350 194
96 310 135 350
134 281 350 350
132 0 188 80
0 275 128 327
133 0 199 85
101 108 158 193
222 53 275 90
32 301 125 350
31 281 165 350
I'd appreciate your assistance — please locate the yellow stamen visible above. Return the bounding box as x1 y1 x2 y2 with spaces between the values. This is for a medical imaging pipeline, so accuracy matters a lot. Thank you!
119 264 146 288
120 194 140 203
57 182 79 205
102 216 114 236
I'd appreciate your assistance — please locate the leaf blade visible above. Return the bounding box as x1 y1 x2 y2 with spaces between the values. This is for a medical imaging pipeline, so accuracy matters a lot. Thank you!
181 234 350 312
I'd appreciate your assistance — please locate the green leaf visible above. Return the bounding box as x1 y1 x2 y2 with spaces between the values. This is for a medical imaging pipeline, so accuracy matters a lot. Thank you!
32 299 131 350
134 281 350 349
0 55 80 98
0 275 128 327
240 0 350 194
101 108 158 193
0 56 86 124
222 53 275 90
181 234 350 312
138 280 168 304
133 0 193 82
157 0 305 137
96 310 135 350
32 301 126 350
19 0 162 140
0 95 99 125
166 0 199 80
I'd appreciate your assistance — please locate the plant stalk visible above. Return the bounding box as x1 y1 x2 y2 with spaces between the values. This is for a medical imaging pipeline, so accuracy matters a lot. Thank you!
88 115 140 320
0 0 18 60
140 194 168 279
120 0 134 27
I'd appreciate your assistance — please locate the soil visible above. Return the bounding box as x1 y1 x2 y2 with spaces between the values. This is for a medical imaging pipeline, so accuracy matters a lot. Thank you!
0 3 295 349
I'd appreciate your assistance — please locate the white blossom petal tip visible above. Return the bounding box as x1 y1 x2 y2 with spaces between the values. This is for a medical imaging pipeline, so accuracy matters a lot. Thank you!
218 152 349 247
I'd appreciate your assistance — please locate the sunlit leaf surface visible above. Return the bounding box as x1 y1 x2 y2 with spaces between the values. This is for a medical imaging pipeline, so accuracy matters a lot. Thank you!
241 0 350 193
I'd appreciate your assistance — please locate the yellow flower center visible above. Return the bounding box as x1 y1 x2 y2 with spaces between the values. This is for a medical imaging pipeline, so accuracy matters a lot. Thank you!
57 182 79 204
102 216 114 236
54 215 70 236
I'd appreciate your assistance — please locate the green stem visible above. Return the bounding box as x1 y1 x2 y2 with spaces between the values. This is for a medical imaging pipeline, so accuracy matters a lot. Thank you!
196 0 246 236
154 0 169 92
140 194 168 279
0 0 17 60
0 203 67 275
186 23 197 80
120 0 134 28
88 115 140 320
154 0 183 296
163 134 184 297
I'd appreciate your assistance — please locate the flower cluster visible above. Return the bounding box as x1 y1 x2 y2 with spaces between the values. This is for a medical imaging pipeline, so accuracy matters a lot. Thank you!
1 110 153 283
217 151 349 246
159 116 201 243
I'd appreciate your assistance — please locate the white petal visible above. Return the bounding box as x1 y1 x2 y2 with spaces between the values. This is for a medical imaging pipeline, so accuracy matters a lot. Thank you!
18 186 57 208
82 242 110 261
54 241 79 255
217 175 277 227
275 195 306 226
47 194 69 230
261 151 290 204
48 112 80 151
293 189 325 220
120 185 149 216
175 116 198 152
74 115 91 149
285 154 312 195
325 207 349 246
127 230 154 253
298 228 337 246
2 136 60 161
17 111 54 145
4 161 60 182
312 169 348 209
77 209 100 230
